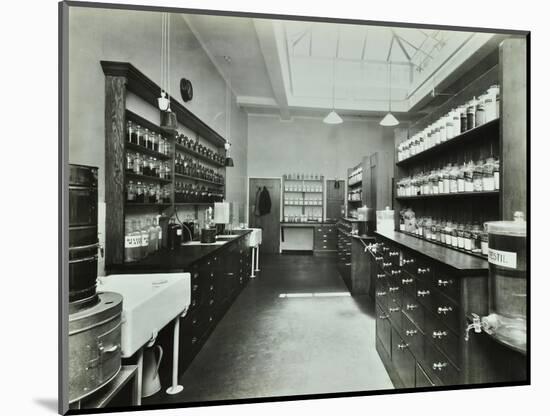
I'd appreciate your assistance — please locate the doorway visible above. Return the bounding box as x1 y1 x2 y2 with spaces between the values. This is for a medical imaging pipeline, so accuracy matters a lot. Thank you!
248 178 281 253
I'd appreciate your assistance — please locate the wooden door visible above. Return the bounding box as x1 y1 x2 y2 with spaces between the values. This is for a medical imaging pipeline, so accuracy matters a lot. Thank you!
326 179 345 222
248 178 281 253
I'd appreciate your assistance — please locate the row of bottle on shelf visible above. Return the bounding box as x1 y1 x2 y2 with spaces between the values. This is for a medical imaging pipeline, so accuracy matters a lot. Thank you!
397 85 500 162
174 182 224 203
126 181 171 204
284 184 323 193
175 132 225 165
126 152 171 179
283 173 323 181
396 157 500 197
124 216 163 262
283 214 322 223
126 121 171 155
348 188 362 201
399 208 490 255
348 166 363 186
284 196 323 206
175 153 224 184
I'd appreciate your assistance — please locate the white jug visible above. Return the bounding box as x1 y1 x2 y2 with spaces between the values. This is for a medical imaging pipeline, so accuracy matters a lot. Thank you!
141 344 163 398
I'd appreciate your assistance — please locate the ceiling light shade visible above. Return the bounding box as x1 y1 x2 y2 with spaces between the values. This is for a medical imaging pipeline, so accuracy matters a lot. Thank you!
379 112 399 127
323 110 343 125
225 157 234 167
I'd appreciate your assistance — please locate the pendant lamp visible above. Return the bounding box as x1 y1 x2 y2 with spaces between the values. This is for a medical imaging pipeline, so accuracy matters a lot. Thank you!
380 61 399 127
324 31 343 125
224 57 234 167
158 13 178 135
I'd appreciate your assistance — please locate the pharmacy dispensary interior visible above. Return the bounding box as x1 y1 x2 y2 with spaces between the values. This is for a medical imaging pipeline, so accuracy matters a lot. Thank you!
60 3 529 414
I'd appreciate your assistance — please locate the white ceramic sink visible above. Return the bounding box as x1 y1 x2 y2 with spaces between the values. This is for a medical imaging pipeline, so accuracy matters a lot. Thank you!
98 272 190 358
244 228 262 247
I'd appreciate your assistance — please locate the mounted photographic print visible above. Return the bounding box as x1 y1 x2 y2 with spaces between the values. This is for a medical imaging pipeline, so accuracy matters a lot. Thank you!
59 1 530 414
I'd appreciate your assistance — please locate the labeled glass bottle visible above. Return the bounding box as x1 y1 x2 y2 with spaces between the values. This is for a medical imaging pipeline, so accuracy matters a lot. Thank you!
443 164 451 194
126 121 134 143
463 223 472 251
126 152 134 174
480 223 489 255
147 217 157 255
154 217 162 250
475 102 486 127
471 223 481 252
460 107 468 133
464 160 475 192
140 219 149 258
482 157 495 191
124 219 142 262
135 182 145 203
449 164 459 193
466 103 475 130
126 181 136 202
137 125 145 147
473 159 484 192
457 163 466 193
457 222 465 249
450 221 458 247
494 157 500 190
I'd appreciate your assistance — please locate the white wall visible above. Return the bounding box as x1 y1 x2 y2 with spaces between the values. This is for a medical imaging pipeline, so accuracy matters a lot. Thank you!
68 6 247 273
247 114 393 180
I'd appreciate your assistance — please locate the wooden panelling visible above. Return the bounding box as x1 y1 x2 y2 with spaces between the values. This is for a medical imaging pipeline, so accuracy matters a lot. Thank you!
104 75 126 266
500 38 528 219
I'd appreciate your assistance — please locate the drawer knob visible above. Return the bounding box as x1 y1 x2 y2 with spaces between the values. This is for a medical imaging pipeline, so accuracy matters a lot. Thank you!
405 329 418 337
391 270 401 276
389 286 400 293
432 362 448 371
432 330 448 339
389 307 400 313
389 251 399 256
437 306 453 315
375 256 383 261
378 314 389 320
403 259 415 265
417 267 430 274
397 343 409 350
377 274 385 279
437 279 451 287
376 291 387 297
417 290 431 297
383 262 392 267
402 278 413 284
405 304 418 311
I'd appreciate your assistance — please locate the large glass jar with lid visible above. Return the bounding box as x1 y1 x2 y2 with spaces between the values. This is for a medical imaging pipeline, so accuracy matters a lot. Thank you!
457 222 465 249
449 164 459 193
473 159 484 192
463 223 472 251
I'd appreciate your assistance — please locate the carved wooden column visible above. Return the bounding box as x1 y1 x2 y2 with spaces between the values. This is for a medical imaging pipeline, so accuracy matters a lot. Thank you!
500 38 528 219
104 75 127 266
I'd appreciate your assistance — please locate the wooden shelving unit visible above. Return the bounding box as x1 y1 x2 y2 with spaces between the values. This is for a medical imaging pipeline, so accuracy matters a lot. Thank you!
282 175 324 222
102 61 228 266
396 191 499 201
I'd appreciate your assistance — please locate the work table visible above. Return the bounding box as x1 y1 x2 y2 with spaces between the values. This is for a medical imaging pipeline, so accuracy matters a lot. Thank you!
107 230 252 274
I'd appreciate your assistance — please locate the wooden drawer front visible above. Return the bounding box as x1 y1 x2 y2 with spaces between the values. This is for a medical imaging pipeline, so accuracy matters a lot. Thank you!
375 281 389 313
400 272 416 296
429 291 460 334
403 255 433 282
384 248 401 264
432 271 460 302
425 315 460 368
387 277 402 308
376 304 392 358
391 328 416 388
425 342 460 386
402 292 425 332
315 226 336 237
415 279 434 310
401 312 424 360
415 363 435 388
314 238 337 250
388 298 402 330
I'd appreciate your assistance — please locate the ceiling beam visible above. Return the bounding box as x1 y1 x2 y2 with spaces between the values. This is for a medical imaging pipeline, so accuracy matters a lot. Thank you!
392 30 412 62
253 19 291 120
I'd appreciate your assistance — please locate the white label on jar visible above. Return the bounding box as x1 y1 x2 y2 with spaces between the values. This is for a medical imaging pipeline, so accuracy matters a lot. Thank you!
458 236 464 248
445 235 452 245
141 235 149 246
451 236 458 247
458 179 465 193
488 248 517 269
158 230 162 240
125 236 141 248
494 172 500 190
464 239 472 251
481 241 489 255
482 177 495 191
176 229 182 236
465 181 474 192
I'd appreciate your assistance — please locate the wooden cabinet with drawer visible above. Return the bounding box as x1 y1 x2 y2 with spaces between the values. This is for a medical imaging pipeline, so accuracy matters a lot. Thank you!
373 231 493 388
314 224 337 251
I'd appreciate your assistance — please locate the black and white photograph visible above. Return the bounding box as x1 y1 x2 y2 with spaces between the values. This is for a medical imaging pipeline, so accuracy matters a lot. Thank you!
57 0 531 414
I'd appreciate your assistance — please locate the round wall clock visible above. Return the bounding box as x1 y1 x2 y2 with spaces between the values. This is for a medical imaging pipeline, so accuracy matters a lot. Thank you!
180 78 193 102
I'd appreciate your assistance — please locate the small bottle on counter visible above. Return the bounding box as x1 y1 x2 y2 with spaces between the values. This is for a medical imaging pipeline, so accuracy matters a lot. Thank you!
124 219 142 262
463 223 472 251
481 223 489 255
482 157 495 191
457 222 465 249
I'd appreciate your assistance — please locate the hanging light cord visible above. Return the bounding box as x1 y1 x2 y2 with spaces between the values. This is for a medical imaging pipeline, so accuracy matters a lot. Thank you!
388 61 392 113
